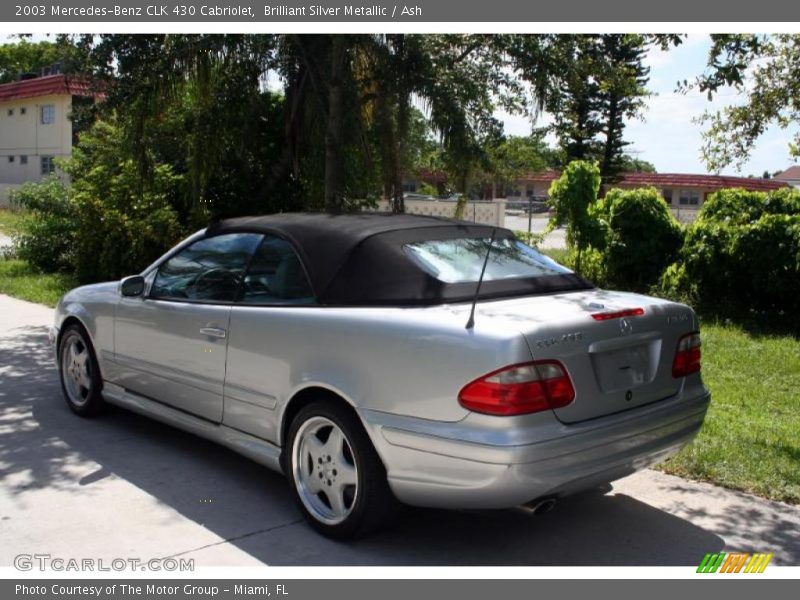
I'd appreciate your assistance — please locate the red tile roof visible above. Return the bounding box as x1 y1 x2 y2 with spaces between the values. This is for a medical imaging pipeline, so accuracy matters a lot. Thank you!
775 166 800 181
619 172 788 192
0 74 95 103
518 171 788 192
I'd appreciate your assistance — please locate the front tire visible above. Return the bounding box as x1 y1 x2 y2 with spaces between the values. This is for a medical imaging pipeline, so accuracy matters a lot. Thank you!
58 324 104 417
287 401 398 539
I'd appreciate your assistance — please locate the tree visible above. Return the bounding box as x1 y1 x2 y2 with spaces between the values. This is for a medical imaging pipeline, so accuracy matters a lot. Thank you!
0 36 88 83
546 36 605 163
541 35 651 184
479 132 558 197
620 155 657 173
692 34 800 171
547 160 602 275
511 35 662 185
84 34 310 221
596 35 650 184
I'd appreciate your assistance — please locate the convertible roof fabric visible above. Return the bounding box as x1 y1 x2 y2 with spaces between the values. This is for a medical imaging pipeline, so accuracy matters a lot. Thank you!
207 212 592 306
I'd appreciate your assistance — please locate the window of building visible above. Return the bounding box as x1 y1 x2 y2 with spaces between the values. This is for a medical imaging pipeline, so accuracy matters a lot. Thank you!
41 155 55 175
679 189 700 206
7 108 13 116
20 107 27 115
662 188 673 204
40 104 56 125
8 156 14 163
402 181 417 193
20 155 28 165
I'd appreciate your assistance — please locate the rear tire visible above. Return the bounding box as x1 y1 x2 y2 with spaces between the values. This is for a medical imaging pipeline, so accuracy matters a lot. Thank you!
286 400 398 539
58 324 104 417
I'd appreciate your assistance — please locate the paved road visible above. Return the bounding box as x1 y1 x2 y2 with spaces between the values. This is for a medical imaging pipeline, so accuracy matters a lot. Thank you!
504 213 567 250
1 293 798 567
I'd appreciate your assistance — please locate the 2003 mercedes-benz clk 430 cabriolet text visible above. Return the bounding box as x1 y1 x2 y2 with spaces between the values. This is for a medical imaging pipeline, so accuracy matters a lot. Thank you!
51 213 710 538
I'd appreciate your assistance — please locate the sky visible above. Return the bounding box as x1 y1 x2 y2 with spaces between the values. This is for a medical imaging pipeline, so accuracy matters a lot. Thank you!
499 34 799 176
3 33 797 177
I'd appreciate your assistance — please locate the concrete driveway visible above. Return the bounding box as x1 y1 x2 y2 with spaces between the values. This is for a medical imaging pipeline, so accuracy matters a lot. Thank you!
504 214 567 249
1 293 798 567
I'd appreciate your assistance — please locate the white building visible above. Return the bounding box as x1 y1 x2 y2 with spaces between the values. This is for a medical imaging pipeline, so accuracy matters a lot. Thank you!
775 166 800 189
0 74 94 206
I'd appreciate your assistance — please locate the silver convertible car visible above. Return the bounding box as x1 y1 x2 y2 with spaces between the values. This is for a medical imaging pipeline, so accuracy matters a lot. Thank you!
52 213 710 538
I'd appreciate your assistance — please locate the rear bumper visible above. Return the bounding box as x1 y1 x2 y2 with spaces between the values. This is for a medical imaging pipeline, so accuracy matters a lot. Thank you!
361 388 710 509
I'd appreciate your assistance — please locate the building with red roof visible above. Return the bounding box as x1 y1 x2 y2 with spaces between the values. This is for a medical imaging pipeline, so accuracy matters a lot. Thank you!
0 73 97 205
511 171 789 222
404 168 790 223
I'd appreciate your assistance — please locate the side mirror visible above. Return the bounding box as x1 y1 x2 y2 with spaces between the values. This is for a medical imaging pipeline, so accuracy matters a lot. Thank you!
120 275 145 298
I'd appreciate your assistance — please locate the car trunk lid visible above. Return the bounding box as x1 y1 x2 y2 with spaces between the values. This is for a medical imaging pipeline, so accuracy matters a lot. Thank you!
472 289 696 423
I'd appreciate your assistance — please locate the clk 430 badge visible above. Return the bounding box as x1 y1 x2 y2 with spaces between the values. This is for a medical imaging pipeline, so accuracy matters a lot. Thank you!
535 332 583 349
667 313 689 325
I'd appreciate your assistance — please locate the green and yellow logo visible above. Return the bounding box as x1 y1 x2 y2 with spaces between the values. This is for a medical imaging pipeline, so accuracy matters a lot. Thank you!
697 552 773 573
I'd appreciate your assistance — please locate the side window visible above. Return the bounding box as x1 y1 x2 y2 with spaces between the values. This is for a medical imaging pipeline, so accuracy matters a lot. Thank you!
241 235 315 305
150 233 263 303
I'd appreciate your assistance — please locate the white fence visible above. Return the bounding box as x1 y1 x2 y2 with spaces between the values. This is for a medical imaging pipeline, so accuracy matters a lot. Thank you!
670 207 700 224
368 198 506 227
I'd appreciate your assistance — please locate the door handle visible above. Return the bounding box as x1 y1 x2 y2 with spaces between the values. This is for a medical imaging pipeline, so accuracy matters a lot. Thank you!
200 327 227 339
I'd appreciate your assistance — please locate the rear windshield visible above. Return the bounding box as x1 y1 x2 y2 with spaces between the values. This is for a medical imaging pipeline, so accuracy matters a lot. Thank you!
403 237 572 284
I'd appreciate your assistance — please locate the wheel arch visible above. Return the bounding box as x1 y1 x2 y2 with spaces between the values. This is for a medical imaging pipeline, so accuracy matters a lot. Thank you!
280 385 361 450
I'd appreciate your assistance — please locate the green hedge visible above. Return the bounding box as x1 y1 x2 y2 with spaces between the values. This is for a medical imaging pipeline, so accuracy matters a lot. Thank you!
659 188 800 316
570 186 682 292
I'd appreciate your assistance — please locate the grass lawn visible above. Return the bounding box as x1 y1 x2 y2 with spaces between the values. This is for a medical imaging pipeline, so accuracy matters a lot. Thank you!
657 322 800 504
0 259 76 307
0 208 24 236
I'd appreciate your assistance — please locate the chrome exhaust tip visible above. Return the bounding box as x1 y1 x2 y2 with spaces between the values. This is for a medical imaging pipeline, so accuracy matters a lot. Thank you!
515 497 557 516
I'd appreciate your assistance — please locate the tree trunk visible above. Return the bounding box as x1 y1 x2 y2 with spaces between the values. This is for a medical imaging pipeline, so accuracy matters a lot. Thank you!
392 93 409 214
324 37 347 213
391 35 409 214
375 91 395 201
601 94 620 188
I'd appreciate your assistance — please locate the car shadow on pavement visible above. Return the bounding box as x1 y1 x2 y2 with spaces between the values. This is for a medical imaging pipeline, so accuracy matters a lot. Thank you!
0 325 738 566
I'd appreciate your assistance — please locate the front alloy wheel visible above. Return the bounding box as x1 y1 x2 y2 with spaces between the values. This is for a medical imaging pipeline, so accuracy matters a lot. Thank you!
58 324 104 416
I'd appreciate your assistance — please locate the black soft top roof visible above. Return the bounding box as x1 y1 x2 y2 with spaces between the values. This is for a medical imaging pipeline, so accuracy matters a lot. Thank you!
207 212 591 306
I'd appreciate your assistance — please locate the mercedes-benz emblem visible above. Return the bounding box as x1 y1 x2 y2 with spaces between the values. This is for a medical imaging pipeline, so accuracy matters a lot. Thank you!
620 318 633 336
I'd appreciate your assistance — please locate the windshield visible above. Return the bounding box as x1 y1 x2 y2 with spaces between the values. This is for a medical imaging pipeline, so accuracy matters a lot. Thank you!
403 237 572 284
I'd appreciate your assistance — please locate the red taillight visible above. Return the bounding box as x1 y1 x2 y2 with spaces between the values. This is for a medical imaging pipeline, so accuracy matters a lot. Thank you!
590 307 645 321
458 360 575 416
672 332 702 378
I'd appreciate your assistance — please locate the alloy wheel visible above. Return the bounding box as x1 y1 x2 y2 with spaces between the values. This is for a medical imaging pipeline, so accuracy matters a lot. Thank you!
291 416 359 525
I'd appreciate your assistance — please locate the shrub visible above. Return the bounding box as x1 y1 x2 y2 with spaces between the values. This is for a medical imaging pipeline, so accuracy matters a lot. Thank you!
598 187 684 292
68 157 185 282
666 188 800 316
11 121 187 283
547 160 602 275
11 176 77 273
